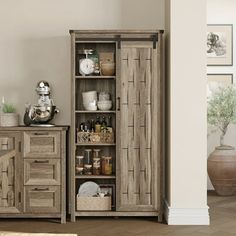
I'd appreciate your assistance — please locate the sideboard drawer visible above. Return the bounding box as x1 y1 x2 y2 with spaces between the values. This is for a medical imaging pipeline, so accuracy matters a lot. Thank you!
23 131 60 158
24 186 60 213
24 159 61 185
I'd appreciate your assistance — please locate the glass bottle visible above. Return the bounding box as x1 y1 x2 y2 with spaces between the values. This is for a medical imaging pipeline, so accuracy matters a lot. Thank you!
91 119 95 132
101 156 113 175
84 149 92 175
107 116 113 133
92 149 101 175
75 155 84 175
95 116 101 133
101 116 107 132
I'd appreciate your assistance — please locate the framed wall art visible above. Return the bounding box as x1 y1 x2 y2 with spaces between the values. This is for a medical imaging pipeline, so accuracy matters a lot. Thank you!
207 74 233 96
207 24 233 66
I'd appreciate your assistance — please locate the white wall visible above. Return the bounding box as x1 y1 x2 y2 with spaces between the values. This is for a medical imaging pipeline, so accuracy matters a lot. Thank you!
0 0 164 125
165 0 209 225
0 0 209 225
207 0 236 189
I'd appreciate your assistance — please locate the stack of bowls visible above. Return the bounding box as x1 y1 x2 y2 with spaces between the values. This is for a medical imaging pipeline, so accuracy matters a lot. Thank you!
82 91 97 111
97 92 112 111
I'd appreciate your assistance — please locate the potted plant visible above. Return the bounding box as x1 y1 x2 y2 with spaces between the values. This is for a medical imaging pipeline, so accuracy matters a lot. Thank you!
0 102 19 127
207 85 236 195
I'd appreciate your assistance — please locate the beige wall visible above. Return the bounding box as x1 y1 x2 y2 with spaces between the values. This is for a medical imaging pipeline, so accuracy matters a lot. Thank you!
0 0 164 125
207 0 236 189
165 0 208 209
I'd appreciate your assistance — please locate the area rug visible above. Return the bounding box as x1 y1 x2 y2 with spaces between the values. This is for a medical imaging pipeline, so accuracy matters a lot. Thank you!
0 233 77 236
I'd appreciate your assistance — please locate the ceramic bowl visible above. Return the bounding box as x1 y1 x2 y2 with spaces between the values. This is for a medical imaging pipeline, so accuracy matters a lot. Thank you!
82 91 97 104
83 101 97 111
99 92 110 101
97 100 112 111
101 62 115 76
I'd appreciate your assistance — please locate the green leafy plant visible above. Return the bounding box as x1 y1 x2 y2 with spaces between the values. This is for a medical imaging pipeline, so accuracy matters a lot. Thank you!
2 103 16 113
208 85 236 146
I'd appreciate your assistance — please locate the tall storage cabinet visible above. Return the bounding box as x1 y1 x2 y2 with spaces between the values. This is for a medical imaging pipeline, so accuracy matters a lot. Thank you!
70 30 164 221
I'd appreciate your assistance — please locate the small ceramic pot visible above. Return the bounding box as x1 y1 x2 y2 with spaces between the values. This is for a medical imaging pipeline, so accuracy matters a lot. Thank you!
0 113 19 127
101 62 115 76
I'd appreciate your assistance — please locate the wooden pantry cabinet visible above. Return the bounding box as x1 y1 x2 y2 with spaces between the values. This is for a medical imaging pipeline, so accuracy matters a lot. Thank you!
0 126 68 223
70 30 164 222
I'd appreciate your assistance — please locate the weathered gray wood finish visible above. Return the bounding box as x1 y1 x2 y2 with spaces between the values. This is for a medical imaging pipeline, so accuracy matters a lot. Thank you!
0 126 68 223
70 30 164 221
117 41 159 212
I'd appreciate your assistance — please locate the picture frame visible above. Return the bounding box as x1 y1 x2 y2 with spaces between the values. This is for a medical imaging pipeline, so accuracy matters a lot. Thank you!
207 24 233 66
207 74 233 96
99 184 115 208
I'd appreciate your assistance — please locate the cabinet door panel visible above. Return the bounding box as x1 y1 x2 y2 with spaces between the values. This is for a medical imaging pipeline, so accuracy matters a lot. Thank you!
117 42 160 212
24 186 60 213
0 132 22 213
23 131 60 158
24 159 61 185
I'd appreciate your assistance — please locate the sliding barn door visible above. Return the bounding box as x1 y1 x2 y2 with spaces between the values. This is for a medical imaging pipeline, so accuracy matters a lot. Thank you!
117 41 161 212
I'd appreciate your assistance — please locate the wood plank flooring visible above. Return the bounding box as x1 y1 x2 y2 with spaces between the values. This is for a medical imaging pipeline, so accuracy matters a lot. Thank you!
0 191 235 236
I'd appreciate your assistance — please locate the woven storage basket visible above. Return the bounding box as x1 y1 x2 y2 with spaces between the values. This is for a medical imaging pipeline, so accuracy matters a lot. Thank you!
76 195 111 211
0 113 19 127
77 131 114 144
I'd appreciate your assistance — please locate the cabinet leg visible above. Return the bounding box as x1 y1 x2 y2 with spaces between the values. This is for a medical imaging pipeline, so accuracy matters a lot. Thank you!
158 213 163 223
61 215 66 224
71 214 76 222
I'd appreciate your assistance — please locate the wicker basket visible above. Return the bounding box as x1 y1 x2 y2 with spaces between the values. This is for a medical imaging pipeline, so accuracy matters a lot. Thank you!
76 195 111 211
77 131 114 144
0 113 19 127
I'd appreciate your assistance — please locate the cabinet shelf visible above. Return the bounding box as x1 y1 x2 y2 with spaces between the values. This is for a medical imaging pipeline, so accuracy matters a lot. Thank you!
75 110 116 114
75 175 116 179
75 211 159 217
75 143 116 146
75 75 116 80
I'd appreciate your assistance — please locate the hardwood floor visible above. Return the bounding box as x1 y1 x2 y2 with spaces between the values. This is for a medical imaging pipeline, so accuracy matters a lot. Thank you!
0 191 235 236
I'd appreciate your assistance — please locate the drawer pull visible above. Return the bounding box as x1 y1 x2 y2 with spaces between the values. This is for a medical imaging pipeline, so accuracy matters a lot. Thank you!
33 132 49 136
33 187 49 191
34 160 49 164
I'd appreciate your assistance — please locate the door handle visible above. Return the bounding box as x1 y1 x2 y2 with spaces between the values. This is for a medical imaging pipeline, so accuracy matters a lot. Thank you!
33 132 49 136
32 187 49 191
117 97 120 111
33 160 49 164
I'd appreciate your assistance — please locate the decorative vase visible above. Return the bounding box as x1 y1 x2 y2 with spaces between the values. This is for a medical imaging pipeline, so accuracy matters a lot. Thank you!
208 145 236 196
0 113 19 127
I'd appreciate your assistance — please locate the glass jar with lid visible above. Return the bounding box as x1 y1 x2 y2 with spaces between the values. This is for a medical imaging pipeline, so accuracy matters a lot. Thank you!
92 149 101 175
84 149 92 175
75 155 84 175
101 156 113 175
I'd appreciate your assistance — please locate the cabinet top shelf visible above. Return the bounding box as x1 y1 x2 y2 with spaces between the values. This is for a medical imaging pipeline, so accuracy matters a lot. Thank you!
75 110 116 114
70 29 164 34
75 76 116 80
75 175 116 179
76 143 116 146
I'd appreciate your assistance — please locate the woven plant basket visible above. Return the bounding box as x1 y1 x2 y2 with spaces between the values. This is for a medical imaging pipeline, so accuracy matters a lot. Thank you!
77 195 111 211
0 113 19 127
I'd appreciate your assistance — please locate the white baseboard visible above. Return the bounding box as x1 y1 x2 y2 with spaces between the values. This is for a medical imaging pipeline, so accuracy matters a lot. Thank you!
164 200 210 225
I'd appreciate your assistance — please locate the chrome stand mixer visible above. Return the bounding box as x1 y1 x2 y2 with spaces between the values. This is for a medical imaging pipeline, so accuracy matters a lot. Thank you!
24 81 59 126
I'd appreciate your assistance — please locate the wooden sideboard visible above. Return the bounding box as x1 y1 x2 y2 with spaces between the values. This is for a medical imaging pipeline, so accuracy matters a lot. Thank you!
0 126 68 223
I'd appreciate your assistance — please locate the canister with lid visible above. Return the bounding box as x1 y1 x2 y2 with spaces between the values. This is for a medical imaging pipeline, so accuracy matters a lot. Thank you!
92 149 101 175
101 156 113 175
75 155 84 175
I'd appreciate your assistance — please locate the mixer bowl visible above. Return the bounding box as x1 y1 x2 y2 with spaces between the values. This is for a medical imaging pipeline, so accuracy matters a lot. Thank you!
32 105 58 123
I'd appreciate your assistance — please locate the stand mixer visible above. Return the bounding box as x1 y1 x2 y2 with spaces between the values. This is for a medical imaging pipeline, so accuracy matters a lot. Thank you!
24 81 59 126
